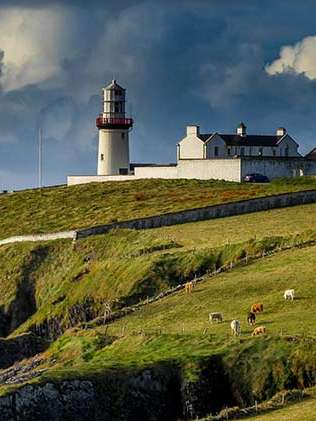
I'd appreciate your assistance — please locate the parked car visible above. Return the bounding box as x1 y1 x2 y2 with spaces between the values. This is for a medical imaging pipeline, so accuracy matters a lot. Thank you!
243 173 270 183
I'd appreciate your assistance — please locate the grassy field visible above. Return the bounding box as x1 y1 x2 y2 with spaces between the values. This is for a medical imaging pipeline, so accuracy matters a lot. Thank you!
246 387 316 420
0 199 314 416
1 176 316 238
152 202 316 249
40 244 316 377
0 199 315 340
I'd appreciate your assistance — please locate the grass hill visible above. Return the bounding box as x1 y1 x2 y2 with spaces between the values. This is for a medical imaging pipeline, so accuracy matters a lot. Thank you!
0 180 315 419
1 176 316 238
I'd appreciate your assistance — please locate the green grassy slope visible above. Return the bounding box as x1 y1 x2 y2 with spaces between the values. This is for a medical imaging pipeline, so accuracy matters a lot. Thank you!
1 177 316 238
245 388 316 420
0 200 315 339
0 198 315 416
152 202 316 249
27 243 316 407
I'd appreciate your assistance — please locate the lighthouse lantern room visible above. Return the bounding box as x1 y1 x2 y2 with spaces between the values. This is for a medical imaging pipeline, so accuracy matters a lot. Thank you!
96 80 133 175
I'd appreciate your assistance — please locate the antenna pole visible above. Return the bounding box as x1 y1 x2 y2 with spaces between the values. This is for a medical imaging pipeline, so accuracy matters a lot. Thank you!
38 127 43 188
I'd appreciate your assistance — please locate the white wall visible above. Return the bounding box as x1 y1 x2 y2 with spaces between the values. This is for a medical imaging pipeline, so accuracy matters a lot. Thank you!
98 129 129 175
241 158 306 180
177 159 241 182
177 135 204 159
134 166 178 178
205 134 226 158
67 175 136 185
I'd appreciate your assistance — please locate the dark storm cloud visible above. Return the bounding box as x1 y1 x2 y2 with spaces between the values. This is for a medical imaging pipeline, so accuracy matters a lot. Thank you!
1 0 316 189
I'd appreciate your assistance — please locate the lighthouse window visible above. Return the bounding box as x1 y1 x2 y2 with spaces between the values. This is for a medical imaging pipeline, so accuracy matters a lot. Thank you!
115 103 120 113
121 132 125 139
100 154 104 161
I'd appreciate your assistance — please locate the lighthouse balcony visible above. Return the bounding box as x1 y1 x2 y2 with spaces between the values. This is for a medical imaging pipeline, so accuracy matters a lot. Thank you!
96 116 133 129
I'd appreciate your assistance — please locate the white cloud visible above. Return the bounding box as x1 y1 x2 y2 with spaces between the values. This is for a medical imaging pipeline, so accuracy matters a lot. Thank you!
0 6 77 91
266 35 316 80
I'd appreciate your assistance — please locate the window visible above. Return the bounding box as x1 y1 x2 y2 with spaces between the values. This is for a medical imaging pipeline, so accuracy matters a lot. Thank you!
115 90 122 96
240 147 245 156
285 146 289 157
121 132 125 139
119 168 128 175
214 146 219 157
272 148 276 157
258 148 263 156
100 154 104 161
227 148 231 156
115 103 120 113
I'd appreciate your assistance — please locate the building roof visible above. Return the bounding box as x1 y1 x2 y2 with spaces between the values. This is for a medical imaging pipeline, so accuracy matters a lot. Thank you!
104 79 125 91
197 133 286 147
305 147 316 160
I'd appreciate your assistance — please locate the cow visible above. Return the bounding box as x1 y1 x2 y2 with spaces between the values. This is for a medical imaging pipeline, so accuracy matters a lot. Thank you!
231 319 241 336
209 312 223 323
247 312 256 326
284 289 295 301
252 326 266 336
185 281 193 294
250 303 264 313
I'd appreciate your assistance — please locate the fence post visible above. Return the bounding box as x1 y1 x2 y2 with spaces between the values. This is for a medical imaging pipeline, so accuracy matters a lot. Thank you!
255 400 258 413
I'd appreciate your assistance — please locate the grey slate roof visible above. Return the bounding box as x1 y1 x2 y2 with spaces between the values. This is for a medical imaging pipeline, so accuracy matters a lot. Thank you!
198 133 284 147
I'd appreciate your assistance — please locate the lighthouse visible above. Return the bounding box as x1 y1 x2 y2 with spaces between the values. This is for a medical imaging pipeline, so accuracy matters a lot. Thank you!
96 80 133 175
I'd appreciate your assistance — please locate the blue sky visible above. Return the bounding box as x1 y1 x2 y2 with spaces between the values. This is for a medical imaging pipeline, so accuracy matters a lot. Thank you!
2 0 316 189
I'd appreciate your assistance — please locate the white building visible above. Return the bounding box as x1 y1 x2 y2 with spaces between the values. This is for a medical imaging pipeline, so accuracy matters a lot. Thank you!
68 82 316 186
178 123 300 160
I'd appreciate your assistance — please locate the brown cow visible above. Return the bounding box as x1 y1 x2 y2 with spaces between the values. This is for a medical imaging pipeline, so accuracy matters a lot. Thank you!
185 281 193 294
250 303 263 313
252 326 266 336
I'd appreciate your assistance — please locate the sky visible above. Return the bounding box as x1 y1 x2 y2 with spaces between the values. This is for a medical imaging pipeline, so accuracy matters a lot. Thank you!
2 0 316 189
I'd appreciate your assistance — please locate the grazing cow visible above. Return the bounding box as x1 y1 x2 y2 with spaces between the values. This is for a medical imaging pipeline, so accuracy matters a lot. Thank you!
250 303 264 313
284 289 295 301
209 312 223 323
252 326 266 336
247 312 256 326
185 281 193 294
230 319 241 336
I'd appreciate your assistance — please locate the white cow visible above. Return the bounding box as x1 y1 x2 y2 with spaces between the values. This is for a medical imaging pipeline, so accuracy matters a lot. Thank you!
209 312 223 323
284 289 295 301
230 319 241 336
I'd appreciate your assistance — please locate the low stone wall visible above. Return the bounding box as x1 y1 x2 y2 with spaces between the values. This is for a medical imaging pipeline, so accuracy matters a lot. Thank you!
0 231 76 246
76 189 316 239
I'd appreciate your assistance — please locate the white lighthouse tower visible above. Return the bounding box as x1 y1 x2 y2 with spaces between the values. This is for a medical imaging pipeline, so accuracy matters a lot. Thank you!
96 80 133 175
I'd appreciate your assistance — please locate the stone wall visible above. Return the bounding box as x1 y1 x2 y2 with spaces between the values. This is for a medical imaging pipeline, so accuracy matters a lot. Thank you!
75 189 316 239
0 231 76 246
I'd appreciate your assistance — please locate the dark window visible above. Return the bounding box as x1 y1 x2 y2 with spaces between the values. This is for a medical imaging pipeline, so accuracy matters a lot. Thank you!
115 103 120 113
121 132 125 139
119 168 128 175
115 90 122 96
272 148 276 156
259 148 263 156
100 154 104 161
285 146 289 157
227 148 231 156
214 146 219 157
240 147 245 156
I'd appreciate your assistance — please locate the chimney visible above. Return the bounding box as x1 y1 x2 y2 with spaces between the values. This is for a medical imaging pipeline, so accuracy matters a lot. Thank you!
237 122 246 136
186 125 200 136
276 127 286 136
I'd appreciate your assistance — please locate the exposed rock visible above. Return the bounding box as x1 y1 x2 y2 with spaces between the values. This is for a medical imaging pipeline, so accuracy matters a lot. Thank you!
0 333 48 370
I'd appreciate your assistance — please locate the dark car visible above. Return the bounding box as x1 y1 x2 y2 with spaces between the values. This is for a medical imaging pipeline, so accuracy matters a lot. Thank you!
243 173 270 183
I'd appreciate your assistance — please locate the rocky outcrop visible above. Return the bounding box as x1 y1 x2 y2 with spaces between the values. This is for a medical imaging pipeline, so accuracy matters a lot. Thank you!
0 333 48 370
